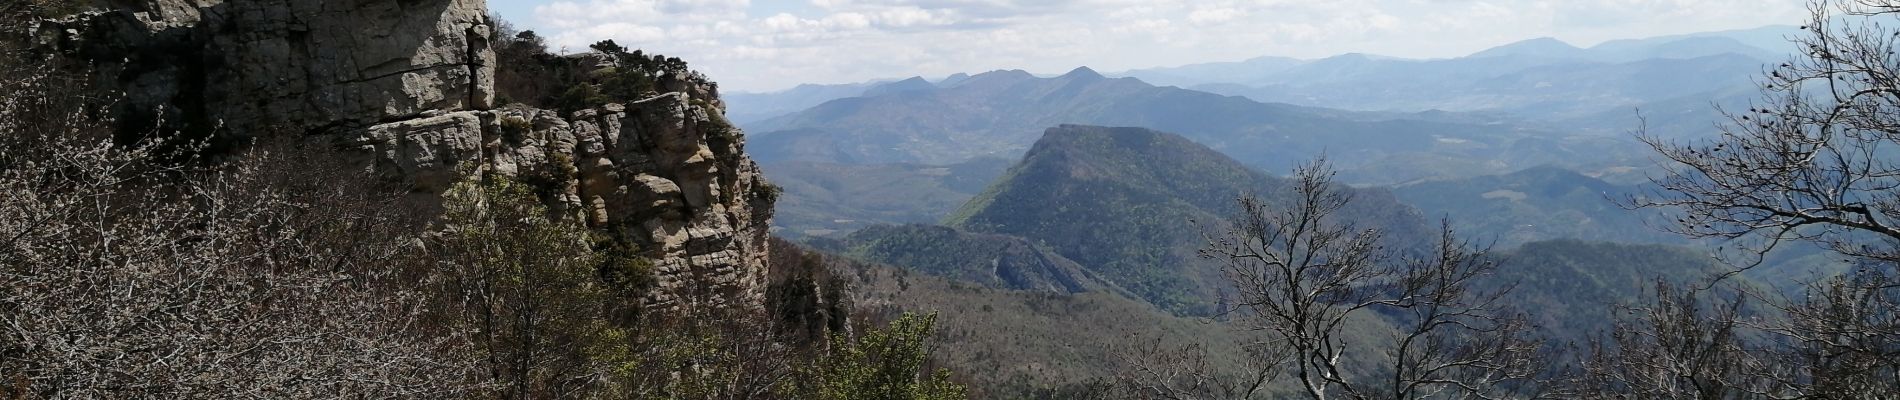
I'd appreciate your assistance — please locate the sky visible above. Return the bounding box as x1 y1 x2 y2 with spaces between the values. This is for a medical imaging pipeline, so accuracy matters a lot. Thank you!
488 0 1809 93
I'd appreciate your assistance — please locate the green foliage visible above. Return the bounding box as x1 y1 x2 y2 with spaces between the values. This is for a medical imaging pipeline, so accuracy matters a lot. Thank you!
491 15 710 111
600 66 658 102
754 180 783 205
498 115 532 145
555 83 609 115
11 0 91 19
693 98 737 139
801 313 967 400
518 150 576 197
765 239 851 345
436 178 631 397
590 39 629 55
491 23 573 108
594 236 655 324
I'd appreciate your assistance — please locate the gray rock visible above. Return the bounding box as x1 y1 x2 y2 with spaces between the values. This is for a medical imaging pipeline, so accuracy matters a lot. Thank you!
38 0 496 138
39 0 776 312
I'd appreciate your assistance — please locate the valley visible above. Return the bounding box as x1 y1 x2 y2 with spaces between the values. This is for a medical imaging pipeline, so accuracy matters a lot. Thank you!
10 1 1897 398
716 18 1872 396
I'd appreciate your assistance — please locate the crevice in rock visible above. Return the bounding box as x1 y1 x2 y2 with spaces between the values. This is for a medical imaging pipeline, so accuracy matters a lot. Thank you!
465 21 483 108
335 62 470 86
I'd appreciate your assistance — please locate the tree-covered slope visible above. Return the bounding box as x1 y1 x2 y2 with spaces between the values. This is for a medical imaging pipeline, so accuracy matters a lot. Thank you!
944 125 1431 312
1394 165 1680 246
1493 239 1750 342
827 224 1129 296
839 250 1393 399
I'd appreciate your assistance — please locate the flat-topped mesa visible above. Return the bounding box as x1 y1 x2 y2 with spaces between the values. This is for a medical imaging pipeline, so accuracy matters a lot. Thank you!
33 0 775 311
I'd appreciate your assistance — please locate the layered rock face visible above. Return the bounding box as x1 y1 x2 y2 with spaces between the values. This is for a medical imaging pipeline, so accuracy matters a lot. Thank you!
36 0 494 138
35 0 774 309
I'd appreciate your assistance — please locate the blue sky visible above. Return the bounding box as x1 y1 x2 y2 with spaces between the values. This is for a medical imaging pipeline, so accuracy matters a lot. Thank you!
487 0 1808 92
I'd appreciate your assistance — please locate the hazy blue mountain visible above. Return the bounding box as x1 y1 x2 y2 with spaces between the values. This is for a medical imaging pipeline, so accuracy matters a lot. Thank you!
861 76 938 97
1104 27 1788 136
1117 55 1305 88
724 81 883 124
722 75 951 124
1193 52 1768 122
1125 26 1791 90
935 72 973 86
1589 25 1799 61
1395 165 1680 246
764 157 1010 237
1467 37 1591 60
1559 83 1761 140
747 66 1643 185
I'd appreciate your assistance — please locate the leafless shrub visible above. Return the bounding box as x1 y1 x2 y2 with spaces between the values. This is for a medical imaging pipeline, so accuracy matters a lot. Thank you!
1187 159 1550 400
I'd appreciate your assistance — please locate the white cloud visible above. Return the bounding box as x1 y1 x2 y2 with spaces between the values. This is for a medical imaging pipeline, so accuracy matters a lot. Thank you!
507 0 1808 91
1186 6 1245 25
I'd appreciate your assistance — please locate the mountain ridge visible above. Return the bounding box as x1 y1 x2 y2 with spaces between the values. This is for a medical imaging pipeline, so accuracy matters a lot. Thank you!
945 124 1431 312
743 64 1632 185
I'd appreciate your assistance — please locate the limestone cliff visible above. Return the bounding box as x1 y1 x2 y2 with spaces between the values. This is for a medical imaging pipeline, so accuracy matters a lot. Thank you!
32 0 775 310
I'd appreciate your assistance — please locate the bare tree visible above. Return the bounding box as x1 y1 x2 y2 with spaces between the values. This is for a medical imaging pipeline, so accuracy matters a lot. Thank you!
1572 281 1778 399
1631 0 1900 267
1603 1 1900 397
0 59 482 397
1755 265 1900 397
1196 160 1547 400
1111 332 1281 400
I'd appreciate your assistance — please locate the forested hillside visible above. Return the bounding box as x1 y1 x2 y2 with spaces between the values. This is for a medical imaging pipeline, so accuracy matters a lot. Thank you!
944 125 1431 312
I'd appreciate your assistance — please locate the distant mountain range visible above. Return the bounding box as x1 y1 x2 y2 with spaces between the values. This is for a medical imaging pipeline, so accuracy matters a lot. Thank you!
734 25 1851 396
723 74 970 124
828 126 1754 386
742 66 1647 185
1119 26 1795 137
727 26 1790 143
1119 26 1789 90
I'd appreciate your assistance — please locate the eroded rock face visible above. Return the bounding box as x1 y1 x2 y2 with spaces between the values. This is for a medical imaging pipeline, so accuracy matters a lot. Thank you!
39 0 774 311
36 0 494 138
475 95 773 310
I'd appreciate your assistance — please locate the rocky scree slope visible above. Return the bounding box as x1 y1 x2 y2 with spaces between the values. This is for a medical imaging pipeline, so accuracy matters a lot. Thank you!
31 0 775 310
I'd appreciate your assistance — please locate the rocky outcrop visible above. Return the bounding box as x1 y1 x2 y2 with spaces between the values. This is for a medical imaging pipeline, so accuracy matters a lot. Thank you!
36 0 774 310
35 0 494 139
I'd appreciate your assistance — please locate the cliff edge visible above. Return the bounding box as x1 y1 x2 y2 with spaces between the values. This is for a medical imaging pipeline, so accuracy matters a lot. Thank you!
32 0 775 310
